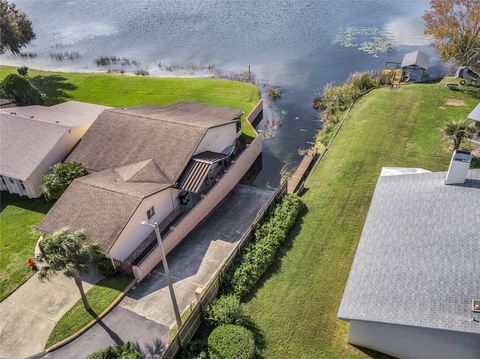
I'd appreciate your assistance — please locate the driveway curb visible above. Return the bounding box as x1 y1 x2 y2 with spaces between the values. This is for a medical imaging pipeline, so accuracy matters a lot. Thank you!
44 278 137 353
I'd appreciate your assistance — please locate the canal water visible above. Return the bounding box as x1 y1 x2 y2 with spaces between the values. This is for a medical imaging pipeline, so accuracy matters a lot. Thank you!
2 0 442 187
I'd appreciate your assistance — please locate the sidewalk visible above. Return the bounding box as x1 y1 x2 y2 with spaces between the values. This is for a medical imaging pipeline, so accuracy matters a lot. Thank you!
0 272 100 358
42 184 274 358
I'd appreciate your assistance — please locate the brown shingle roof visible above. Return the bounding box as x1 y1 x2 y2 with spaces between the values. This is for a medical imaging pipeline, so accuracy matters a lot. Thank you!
66 103 242 182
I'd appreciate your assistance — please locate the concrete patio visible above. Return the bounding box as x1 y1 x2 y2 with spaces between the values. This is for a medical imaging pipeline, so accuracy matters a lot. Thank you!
42 184 274 358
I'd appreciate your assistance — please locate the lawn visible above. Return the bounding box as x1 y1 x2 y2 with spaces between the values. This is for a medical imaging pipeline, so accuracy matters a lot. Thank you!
0 65 260 139
243 80 479 358
45 273 133 349
0 193 52 301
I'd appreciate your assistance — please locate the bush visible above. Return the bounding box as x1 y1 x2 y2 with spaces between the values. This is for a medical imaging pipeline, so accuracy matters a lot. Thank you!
0 73 43 105
86 342 141 359
97 257 116 277
205 295 245 326
208 325 255 359
225 194 303 297
17 66 28 76
180 339 208 359
40 162 88 201
267 87 281 100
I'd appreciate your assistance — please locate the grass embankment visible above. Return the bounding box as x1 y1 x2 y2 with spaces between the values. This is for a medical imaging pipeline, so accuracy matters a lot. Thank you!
0 193 52 301
243 80 479 358
45 273 132 349
0 65 259 301
0 65 260 139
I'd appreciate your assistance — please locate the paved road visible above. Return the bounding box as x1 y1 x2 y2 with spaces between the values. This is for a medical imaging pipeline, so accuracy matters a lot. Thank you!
38 184 274 358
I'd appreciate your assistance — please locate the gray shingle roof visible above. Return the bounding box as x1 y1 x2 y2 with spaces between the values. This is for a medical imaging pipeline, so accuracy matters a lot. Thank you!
401 50 430 69
66 103 242 182
0 113 70 179
338 169 480 334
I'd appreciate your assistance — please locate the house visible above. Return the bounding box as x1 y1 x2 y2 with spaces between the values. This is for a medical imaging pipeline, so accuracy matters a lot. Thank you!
0 101 110 198
401 50 430 82
38 102 263 280
338 150 480 359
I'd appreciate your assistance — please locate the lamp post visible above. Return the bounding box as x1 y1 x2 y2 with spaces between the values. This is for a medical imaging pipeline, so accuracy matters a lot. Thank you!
141 220 182 328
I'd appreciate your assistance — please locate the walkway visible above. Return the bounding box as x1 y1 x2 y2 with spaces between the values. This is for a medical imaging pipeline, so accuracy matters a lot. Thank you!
0 272 101 358
42 184 274 358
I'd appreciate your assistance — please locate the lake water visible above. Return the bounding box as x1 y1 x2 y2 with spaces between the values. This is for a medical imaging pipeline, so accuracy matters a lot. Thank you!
2 0 442 187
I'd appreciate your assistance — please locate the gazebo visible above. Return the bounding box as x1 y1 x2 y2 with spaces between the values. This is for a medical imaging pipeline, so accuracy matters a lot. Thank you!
401 50 430 82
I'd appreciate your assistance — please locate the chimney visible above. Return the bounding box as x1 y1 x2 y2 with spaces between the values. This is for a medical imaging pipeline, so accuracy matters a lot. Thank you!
445 150 472 185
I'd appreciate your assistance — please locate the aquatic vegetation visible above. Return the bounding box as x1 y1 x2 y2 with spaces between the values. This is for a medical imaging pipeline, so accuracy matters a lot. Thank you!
267 87 281 100
333 26 394 57
18 52 37 58
95 56 138 66
49 51 80 61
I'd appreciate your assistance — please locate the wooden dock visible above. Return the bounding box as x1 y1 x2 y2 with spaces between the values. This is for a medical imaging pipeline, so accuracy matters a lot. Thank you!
287 147 317 193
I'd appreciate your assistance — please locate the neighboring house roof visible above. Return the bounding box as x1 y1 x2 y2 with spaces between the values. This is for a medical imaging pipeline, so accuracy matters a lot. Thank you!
0 113 71 180
338 169 480 335
468 103 480 122
39 103 242 252
0 102 109 180
401 50 430 69
66 103 242 182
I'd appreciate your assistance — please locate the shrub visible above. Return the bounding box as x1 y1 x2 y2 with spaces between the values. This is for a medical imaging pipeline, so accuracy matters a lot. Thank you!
86 342 141 359
17 66 28 76
0 73 43 105
40 162 88 201
180 339 208 359
348 71 375 92
205 295 245 326
97 257 116 277
225 194 303 297
375 69 395 86
208 325 255 359
267 87 281 100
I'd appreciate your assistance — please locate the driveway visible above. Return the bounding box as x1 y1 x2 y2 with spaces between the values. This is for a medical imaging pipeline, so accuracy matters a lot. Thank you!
0 272 100 358
41 184 274 358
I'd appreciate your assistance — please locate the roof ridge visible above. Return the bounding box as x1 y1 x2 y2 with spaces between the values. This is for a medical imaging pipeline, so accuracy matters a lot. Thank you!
107 108 208 129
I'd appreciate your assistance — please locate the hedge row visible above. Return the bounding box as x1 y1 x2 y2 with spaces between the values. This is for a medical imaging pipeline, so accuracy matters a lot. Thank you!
225 194 304 297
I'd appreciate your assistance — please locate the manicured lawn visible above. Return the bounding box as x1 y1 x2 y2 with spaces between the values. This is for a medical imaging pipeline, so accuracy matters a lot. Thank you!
0 193 52 301
243 81 479 358
45 273 133 349
0 65 260 139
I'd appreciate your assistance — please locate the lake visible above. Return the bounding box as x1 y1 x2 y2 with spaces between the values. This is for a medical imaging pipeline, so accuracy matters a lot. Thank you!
2 0 441 187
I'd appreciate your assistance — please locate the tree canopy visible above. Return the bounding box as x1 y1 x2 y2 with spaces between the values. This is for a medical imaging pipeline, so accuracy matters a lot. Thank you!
41 162 88 201
0 0 35 55
0 73 43 104
423 0 480 68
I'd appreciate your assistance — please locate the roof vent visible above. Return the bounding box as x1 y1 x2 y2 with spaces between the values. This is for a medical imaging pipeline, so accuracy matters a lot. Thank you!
445 150 471 185
473 300 480 313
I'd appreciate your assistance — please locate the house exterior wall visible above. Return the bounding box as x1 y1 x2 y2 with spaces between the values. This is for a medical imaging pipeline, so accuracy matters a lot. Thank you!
195 123 238 155
133 134 263 280
0 124 90 198
108 187 180 261
348 320 480 359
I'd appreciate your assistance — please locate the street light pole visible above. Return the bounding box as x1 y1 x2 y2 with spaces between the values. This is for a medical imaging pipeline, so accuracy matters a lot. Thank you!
141 221 182 328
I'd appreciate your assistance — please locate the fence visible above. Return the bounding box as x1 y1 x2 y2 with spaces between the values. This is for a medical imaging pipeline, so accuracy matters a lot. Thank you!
161 180 288 359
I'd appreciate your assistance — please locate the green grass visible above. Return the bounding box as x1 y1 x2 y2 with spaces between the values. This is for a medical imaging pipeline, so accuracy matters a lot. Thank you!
45 273 132 349
243 80 479 358
0 65 260 139
0 193 52 301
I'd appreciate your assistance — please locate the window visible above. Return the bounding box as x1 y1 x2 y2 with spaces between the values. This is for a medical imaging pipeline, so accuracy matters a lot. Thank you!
147 206 155 220
19 180 26 191
0 175 6 185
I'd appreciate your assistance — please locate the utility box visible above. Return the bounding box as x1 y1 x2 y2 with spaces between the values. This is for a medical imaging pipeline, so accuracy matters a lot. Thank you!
445 150 472 185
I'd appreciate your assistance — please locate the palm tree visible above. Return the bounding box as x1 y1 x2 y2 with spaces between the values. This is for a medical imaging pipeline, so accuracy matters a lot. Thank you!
443 119 475 151
36 228 100 311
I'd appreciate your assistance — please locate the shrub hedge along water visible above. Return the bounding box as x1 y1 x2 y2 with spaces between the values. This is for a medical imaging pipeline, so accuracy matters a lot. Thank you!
225 194 303 297
208 325 255 359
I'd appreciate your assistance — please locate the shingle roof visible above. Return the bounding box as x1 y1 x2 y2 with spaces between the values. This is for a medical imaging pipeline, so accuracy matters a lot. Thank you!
401 50 430 69
66 103 242 182
0 113 70 179
338 169 480 334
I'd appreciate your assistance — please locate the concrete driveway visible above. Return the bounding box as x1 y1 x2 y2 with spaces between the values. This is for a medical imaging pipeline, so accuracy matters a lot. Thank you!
0 272 100 358
41 184 274 358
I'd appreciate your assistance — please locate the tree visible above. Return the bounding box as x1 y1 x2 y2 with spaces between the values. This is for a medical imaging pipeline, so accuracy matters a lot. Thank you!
0 0 35 55
443 119 475 150
37 228 100 311
0 73 43 105
17 66 28 76
423 0 480 68
41 162 88 201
